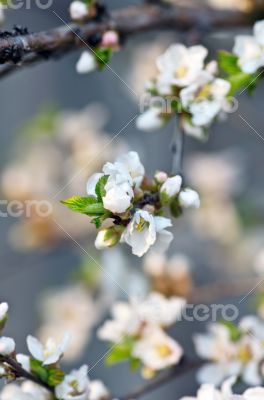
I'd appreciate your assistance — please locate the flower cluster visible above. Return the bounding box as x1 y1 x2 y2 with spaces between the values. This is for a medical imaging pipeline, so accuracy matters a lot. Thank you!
70 1 119 74
137 21 264 140
180 376 264 400
97 292 186 378
62 151 200 257
194 316 264 386
0 302 109 400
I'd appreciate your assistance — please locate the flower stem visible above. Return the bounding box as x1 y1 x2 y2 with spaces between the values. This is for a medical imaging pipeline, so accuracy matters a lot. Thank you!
171 119 185 177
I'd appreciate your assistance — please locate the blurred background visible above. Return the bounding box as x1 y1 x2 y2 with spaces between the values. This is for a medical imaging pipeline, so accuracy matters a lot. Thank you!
0 0 264 398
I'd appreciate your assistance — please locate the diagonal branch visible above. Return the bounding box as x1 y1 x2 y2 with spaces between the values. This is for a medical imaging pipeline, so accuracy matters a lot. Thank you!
0 2 262 79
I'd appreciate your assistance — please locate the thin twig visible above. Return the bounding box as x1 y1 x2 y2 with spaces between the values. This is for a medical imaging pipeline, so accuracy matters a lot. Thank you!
171 119 185 176
0 2 262 78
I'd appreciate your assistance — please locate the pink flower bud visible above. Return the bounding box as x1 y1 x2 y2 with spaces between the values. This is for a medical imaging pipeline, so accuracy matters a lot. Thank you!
101 31 119 48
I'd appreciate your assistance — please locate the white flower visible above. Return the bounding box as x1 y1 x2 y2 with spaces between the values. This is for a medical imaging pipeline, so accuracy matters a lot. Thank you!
160 175 182 198
69 1 88 20
156 44 208 90
180 77 230 127
181 117 206 140
27 333 70 365
180 376 236 400
154 171 168 184
55 365 89 400
121 210 173 257
233 20 264 74
16 354 30 372
86 173 104 197
102 161 134 214
179 188 200 209
0 337 15 355
76 52 97 74
136 108 164 132
1 381 49 400
116 151 145 187
89 380 109 400
138 292 186 327
132 327 183 371
0 302 8 322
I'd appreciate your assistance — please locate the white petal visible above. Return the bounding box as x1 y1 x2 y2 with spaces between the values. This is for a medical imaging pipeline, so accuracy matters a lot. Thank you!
86 173 104 197
76 51 97 74
27 335 44 361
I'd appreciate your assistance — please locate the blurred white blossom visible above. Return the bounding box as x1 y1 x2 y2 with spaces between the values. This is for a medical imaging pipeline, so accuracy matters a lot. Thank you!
27 333 70 366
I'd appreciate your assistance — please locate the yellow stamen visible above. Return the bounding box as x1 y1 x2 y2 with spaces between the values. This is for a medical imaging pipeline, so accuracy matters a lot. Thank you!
156 344 172 358
175 65 187 78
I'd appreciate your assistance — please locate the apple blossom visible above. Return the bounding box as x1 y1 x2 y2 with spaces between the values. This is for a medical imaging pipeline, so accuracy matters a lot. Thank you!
233 20 264 74
95 227 121 250
55 365 89 400
76 52 97 74
180 77 231 129
179 376 237 400
89 380 109 400
69 1 88 21
156 44 208 90
116 151 145 187
27 333 70 366
0 337 15 355
1 381 50 400
136 108 164 132
16 354 30 372
132 327 183 373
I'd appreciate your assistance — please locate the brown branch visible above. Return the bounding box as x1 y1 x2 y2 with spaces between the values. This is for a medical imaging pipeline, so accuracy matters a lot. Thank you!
0 2 262 78
0 355 55 395
120 359 204 400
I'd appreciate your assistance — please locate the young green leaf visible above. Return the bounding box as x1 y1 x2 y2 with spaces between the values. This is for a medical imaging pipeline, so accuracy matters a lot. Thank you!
106 337 136 365
220 320 243 342
61 196 105 216
95 175 108 202
218 51 241 76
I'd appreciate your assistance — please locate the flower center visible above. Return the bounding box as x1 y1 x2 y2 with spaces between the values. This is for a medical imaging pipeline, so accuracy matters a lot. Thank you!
196 84 212 100
175 65 187 78
238 345 252 363
136 217 149 232
155 344 172 358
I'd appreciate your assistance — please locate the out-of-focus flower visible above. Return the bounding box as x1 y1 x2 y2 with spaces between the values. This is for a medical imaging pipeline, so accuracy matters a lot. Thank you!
69 1 88 21
132 326 183 375
0 337 15 355
136 108 164 132
98 292 185 377
0 381 50 400
179 376 238 400
233 20 264 74
156 44 208 91
76 51 97 74
207 0 252 11
101 31 119 49
179 188 200 209
55 365 89 400
27 333 70 366
37 285 98 363
180 76 230 131
89 380 109 400
0 104 123 250
144 253 193 297
194 317 264 386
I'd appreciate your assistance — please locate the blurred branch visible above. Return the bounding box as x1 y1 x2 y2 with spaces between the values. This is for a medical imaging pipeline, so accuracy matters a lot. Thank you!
0 2 262 79
120 359 203 400
0 355 55 395
171 119 185 176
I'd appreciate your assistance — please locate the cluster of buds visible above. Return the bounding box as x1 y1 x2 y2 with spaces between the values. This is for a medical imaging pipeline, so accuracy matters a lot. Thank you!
62 151 200 257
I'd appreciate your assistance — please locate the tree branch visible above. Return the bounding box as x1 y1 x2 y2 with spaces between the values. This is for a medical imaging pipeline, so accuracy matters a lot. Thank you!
0 2 262 78
0 355 55 395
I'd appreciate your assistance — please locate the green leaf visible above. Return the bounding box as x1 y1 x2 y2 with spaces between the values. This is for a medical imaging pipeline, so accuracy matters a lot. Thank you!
220 321 242 342
106 337 136 365
228 72 255 96
218 51 241 76
170 199 183 218
61 196 105 216
129 357 141 371
30 359 49 383
95 48 113 69
95 175 108 202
